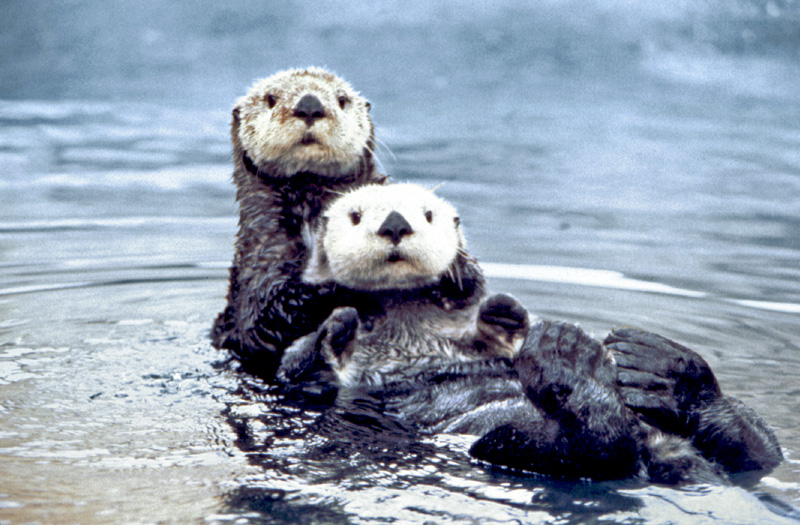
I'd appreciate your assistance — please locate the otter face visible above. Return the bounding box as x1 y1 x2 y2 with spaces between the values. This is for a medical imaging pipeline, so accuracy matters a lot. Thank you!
305 184 466 290
234 67 373 178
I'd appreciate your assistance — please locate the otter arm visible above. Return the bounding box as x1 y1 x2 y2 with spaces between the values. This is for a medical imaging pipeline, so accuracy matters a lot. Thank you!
604 328 782 474
237 267 341 381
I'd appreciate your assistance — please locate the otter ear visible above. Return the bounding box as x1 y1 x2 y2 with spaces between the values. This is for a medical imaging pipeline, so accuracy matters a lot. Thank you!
232 106 240 121
364 100 372 112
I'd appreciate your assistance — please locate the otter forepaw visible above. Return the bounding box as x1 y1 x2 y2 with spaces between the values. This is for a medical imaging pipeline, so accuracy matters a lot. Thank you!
476 294 530 357
318 307 359 370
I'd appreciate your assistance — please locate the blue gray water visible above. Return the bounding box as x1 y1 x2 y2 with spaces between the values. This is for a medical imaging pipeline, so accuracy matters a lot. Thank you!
1 1 800 523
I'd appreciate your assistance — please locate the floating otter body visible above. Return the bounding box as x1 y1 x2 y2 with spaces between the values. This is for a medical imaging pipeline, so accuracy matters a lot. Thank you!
469 322 783 483
211 67 386 379
276 184 780 483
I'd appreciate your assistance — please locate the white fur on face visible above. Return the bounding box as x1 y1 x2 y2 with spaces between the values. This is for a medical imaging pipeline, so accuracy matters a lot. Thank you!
310 184 466 290
235 67 372 177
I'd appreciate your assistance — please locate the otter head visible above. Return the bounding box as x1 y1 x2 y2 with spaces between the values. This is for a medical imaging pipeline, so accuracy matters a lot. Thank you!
233 67 374 179
304 184 467 291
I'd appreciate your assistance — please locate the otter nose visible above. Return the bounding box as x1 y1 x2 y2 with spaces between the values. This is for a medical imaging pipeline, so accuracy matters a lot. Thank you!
293 94 326 126
378 211 414 245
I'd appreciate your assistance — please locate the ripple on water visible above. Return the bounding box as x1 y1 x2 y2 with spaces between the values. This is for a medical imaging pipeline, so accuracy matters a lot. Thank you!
0 253 798 522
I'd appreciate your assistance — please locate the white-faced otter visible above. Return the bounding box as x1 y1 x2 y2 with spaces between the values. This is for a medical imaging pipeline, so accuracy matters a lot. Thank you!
275 184 736 483
277 183 782 484
211 67 386 379
278 183 530 388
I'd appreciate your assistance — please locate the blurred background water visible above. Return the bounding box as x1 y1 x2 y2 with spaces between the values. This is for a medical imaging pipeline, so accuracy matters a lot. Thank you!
1 0 800 523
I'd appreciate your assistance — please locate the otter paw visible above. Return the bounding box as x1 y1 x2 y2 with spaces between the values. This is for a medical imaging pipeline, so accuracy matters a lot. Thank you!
479 294 529 331
476 294 530 357
318 307 360 369
604 328 722 429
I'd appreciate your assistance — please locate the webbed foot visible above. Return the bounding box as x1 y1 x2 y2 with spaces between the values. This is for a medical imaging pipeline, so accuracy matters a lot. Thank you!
605 328 782 475
604 328 721 433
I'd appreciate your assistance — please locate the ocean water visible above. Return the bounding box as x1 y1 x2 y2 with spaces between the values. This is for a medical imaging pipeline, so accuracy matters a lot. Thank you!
1 1 800 523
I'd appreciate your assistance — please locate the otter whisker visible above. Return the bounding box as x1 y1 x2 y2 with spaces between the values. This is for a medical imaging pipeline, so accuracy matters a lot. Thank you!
451 261 463 290
373 136 397 163
457 248 477 265
363 141 377 156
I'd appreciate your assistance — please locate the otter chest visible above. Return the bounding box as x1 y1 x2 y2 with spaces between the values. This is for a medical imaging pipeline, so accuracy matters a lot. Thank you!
357 302 476 364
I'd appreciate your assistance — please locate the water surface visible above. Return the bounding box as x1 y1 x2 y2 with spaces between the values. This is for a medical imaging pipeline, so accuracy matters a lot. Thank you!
1 1 800 523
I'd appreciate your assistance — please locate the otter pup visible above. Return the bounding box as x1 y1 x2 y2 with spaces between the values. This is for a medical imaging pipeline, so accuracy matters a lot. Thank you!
279 184 729 483
278 183 530 388
211 67 386 379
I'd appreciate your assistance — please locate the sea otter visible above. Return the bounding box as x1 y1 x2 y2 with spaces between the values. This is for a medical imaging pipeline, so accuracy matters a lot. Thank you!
211 67 386 379
276 183 751 484
277 183 530 388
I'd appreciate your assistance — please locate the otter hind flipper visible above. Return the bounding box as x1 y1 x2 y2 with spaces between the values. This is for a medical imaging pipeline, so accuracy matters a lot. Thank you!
605 328 783 475
606 328 721 418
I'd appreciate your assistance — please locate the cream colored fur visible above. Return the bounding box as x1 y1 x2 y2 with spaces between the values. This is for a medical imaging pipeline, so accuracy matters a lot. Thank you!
235 67 372 177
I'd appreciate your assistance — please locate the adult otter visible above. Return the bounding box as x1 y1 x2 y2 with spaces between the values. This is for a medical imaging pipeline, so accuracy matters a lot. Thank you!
276 184 744 484
278 183 530 388
211 67 386 379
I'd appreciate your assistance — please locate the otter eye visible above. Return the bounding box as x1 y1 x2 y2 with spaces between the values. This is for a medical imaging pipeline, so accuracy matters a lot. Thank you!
425 210 433 223
454 216 460 227
264 94 278 109
337 92 350 110
350 211 361 225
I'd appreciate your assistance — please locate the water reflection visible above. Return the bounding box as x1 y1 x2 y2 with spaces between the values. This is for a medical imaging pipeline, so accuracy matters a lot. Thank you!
219 372 648 523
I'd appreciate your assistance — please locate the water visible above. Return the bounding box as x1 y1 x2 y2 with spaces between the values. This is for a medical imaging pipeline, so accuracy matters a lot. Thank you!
2 1 800 522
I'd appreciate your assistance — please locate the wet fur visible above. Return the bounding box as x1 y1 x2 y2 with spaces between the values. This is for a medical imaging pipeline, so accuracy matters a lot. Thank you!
605 328 783 476
276 186 738 483
214 71 782 483
299 317 731 484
